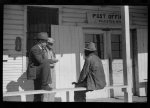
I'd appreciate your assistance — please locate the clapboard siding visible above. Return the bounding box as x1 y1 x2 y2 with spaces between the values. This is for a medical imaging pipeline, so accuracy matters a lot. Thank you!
3 35 23 39
4 24 24 30
4 8 24 15
62 17 86 23
61 6 148 28
4 13 24 20
63 5 120 12
4 29 24 35
3 5 24 93
62 12 86 18
4 19 24 25
3 44 15 50
4 5 24 10
3 39 16 45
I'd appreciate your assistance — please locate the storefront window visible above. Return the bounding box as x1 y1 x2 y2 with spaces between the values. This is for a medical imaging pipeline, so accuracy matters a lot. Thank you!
111 34 122 59
85 34 104 59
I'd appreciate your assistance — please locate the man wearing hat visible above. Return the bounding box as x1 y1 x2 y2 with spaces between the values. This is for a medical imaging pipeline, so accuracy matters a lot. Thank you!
43 37 57 102
73 42 106 102
27 32 58 101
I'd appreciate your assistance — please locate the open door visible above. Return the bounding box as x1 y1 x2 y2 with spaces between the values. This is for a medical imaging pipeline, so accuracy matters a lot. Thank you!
51 25 84 101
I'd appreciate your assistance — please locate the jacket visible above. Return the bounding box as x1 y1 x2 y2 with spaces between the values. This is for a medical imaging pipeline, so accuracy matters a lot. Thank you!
78 53 106 90
27 44 57 80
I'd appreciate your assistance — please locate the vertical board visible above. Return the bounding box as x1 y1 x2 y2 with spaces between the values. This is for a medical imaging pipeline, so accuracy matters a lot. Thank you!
51 25 83 101
137 29 148 82
137 29 148 96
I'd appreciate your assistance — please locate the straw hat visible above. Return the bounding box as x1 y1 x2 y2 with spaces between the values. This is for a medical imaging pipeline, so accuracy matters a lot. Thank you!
47 38 55 44
84 42 97 51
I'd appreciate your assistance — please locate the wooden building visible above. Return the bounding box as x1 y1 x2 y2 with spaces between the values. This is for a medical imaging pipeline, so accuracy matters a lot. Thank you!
3 5 148 101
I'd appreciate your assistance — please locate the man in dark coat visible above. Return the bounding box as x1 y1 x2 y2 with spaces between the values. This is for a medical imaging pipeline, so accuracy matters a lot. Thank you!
73 42 106 102
27 32 58 101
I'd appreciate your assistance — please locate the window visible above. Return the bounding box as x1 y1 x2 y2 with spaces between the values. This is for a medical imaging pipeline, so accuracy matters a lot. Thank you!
85 34 104 59
111 34 122 59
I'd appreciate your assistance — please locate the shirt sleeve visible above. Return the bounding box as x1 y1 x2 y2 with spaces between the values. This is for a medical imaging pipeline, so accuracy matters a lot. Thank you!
78 58 90 83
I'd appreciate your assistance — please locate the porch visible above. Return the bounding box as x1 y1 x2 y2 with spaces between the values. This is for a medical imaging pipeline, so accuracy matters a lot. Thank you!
3 95 147 102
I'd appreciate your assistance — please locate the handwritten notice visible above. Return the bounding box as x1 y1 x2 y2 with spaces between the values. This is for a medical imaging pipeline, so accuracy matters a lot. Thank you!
87 11 121 25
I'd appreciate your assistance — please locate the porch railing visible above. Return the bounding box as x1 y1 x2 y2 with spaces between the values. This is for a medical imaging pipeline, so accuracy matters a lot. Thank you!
3 85 132 102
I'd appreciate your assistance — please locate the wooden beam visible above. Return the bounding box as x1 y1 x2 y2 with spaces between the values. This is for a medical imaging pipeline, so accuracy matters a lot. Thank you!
121 6 133 102
106 31 114 98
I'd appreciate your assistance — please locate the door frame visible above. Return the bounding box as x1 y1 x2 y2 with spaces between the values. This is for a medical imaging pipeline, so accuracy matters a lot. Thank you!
23 5 62 70
83 29 107 59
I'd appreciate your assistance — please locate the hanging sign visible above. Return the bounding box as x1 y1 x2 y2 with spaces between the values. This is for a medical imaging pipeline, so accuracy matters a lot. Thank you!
87 11 121 25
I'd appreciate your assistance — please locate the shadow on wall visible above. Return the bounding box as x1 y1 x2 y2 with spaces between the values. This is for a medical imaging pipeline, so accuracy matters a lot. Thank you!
4 71 62 102
4 72 34 102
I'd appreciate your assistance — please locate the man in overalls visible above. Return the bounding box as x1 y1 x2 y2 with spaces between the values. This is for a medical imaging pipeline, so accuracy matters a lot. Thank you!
43 37 57 102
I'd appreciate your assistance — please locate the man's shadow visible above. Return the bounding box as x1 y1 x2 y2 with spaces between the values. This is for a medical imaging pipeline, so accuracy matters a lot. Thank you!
4 72 34 101
4 72 62 102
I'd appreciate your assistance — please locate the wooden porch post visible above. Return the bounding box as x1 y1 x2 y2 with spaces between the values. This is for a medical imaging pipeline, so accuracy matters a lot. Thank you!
121 6 133 102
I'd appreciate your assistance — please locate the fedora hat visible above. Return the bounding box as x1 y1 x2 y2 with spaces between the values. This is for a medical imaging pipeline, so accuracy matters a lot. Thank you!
47 38 55 44
36 32 49 40
84 42 97 51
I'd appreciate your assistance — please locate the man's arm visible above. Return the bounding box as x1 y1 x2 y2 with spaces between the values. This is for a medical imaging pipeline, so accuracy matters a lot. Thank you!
78 58 90 83
31 47 58 64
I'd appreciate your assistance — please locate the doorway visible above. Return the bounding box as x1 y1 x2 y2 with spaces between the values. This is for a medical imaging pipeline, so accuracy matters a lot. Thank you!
27 6 58 56
83 29 125 98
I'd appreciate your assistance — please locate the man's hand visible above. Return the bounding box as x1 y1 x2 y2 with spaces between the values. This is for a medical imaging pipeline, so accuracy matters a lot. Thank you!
72 82 78 85
52 59 58 63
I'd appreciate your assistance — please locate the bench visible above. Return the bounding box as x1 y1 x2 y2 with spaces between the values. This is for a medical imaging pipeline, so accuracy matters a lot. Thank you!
3 85 132 102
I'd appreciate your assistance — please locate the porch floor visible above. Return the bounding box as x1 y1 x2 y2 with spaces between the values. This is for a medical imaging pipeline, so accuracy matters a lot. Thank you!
3 96 147 102
86 96 147 102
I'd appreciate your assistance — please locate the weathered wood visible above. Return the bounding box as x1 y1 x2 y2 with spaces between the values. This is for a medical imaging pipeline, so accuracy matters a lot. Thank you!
4 24 24 30
63 5 120 12
3 35 23 39
4 9 24 15
3 44 15 50
3 87 87 97
62 22 76 26
132 17 148 22
3 40 15 45
3 50 22 55
4 19 24 25
62 12 86 18
121 6 133 102
62 8 87 14
4 14 24 20
66 91 70 102
129 6 147 10
62 17 86 23
132 20 148 26
3 85 129 97
4 30 24 35
21 94 26 102
4 5 24 10
131 13 147 18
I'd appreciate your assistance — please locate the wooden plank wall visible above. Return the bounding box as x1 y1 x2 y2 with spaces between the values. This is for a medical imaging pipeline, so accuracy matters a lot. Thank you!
137 29 148 96
51 25 83 101
60 5 148 28
3 5 24 93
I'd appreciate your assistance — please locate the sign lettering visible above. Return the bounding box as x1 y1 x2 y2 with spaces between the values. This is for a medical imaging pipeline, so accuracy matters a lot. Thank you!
87 11 121 25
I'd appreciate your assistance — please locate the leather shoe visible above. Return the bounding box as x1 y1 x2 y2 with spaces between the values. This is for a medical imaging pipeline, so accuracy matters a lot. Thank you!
42 85 53 91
